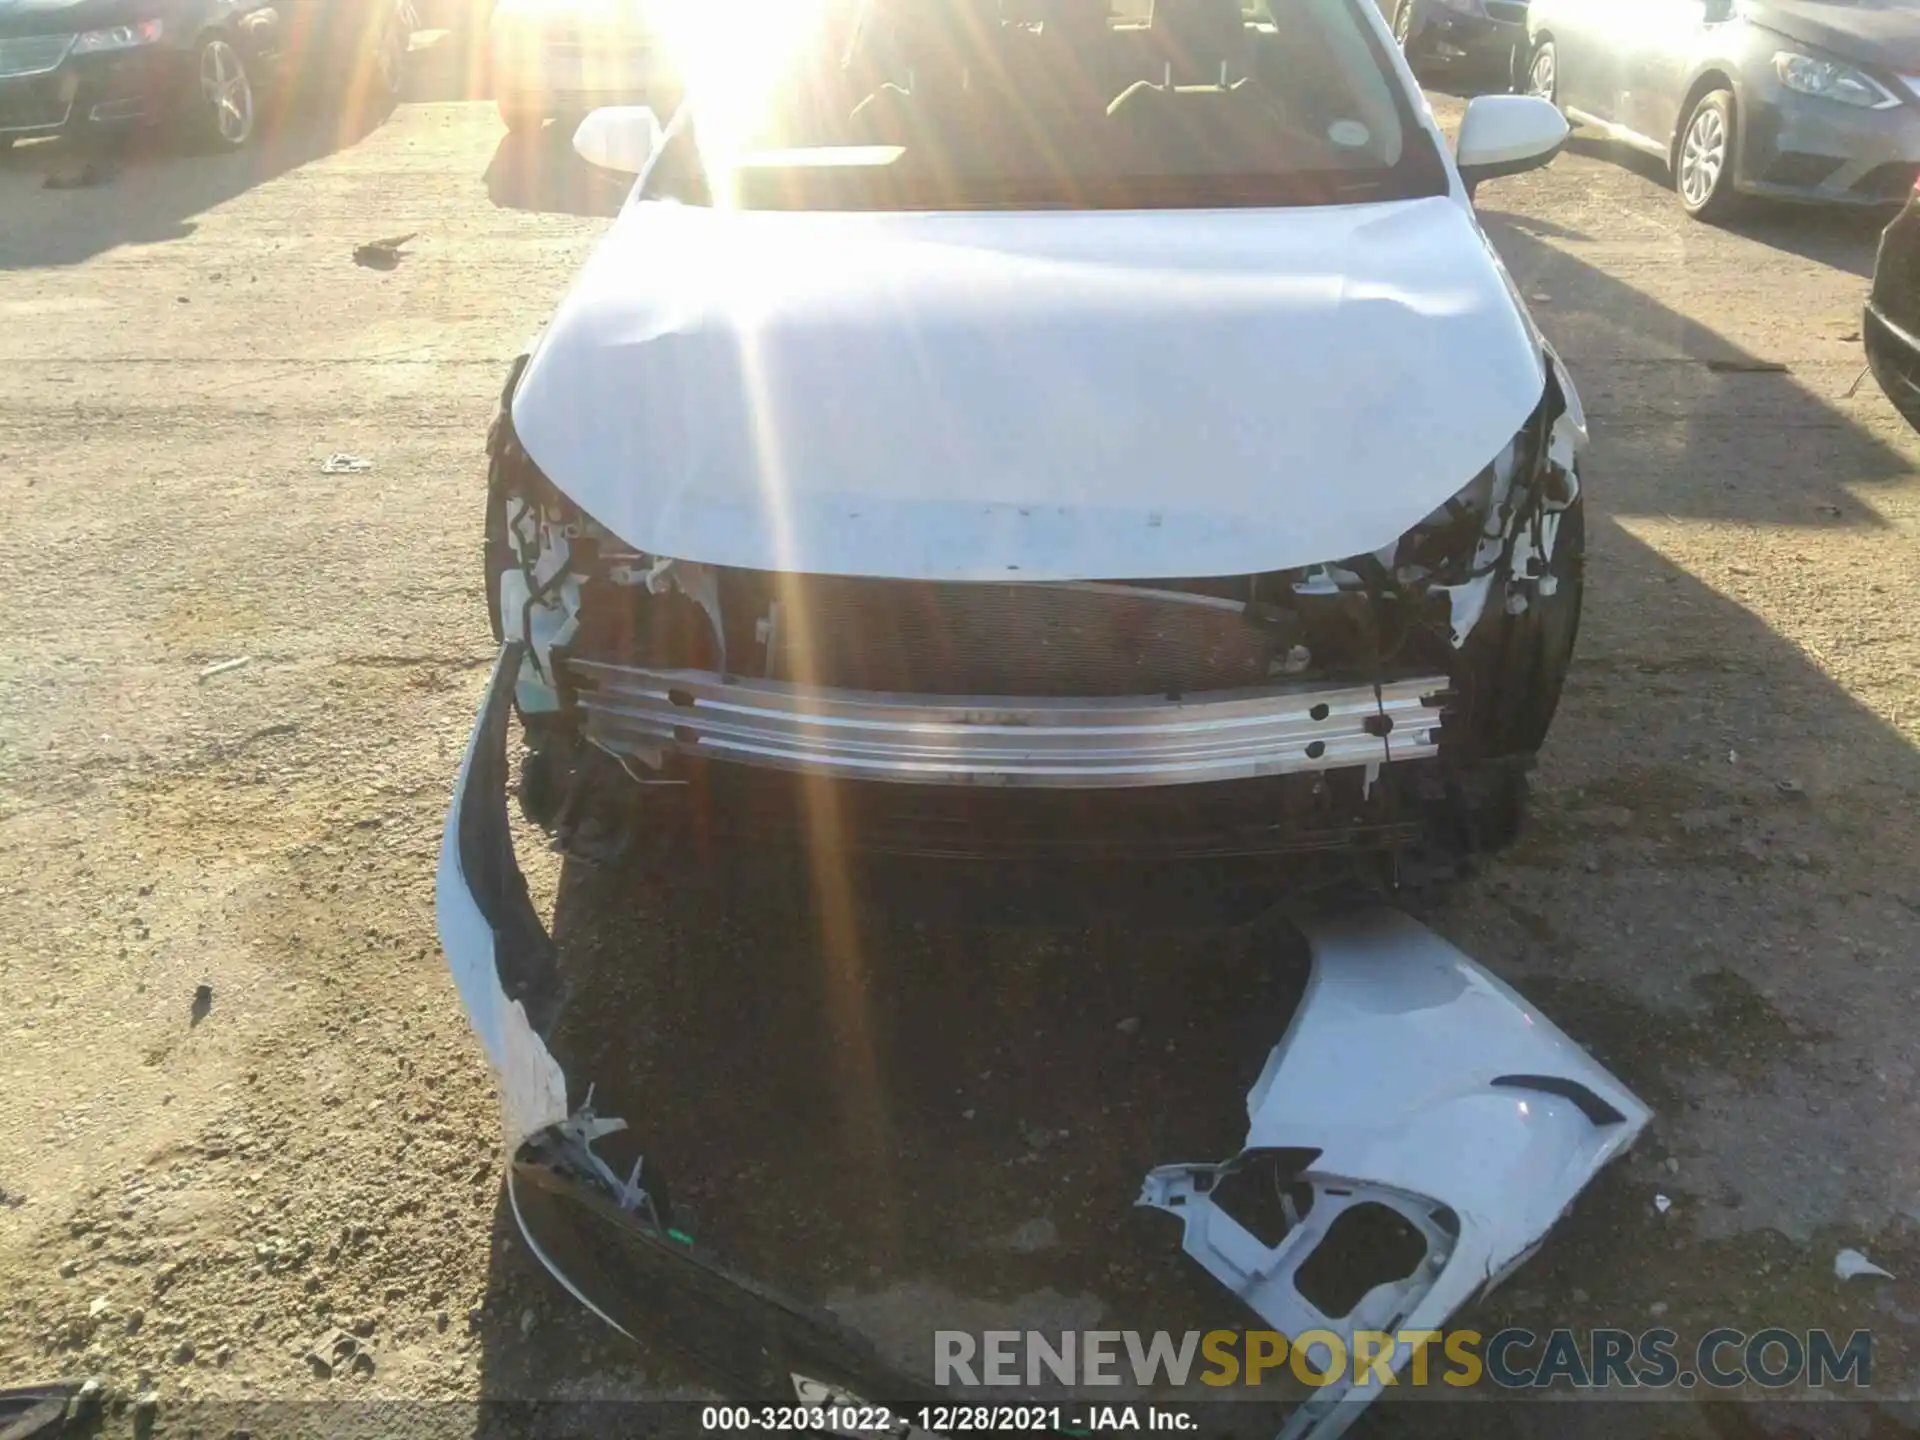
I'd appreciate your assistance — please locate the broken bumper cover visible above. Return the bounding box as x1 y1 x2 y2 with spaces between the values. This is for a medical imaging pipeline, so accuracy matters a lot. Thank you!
568 660 1448 790
441 646 1646 1435
439 645 964 1406
1139 909 1650 1440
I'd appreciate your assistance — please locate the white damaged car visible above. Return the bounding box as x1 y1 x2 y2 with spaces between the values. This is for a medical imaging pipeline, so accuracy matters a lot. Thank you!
480 0 1588 891
439 0 1643 1433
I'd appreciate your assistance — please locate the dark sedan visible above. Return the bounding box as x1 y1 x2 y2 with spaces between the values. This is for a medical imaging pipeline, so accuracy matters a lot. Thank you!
1375 0 1531 82
1526 0 1920 220
0 0 412 150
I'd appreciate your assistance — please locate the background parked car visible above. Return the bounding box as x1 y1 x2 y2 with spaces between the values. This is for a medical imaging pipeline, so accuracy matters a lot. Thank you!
1375 0 1530 84
1526 0 1920 220
0 0 412 151
489 0 673 137
1866 180 1920 431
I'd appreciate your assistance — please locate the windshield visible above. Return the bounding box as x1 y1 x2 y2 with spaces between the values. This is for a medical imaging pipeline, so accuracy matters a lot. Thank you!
645 0 1447 211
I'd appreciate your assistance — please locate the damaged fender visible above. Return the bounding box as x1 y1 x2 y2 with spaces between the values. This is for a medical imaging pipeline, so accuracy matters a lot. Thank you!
1139 909 1648 1440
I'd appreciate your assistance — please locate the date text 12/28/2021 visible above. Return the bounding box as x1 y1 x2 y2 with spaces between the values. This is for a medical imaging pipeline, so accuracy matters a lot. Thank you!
699 1405 1197 1433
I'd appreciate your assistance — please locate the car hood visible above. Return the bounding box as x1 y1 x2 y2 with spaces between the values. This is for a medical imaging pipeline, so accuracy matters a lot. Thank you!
0 0 145 38
512 195 1546 582
1744 0 1920 71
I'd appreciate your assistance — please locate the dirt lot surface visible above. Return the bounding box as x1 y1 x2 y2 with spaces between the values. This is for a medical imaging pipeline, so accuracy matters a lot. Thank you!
4 57 1920 1439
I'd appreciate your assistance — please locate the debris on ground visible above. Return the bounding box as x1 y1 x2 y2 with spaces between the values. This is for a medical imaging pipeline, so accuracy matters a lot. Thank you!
190 983 213 1026
1706 358 1791 374
66 1378 102 1424
304 1326 376 1379
1654 1194 1672 1213
320 453 374 474
352 233 418 270
1017 1119 1055 1153
1003 1217 1058 1254
42 162 109 190
197 657 252 681
1835 1248 1895 1282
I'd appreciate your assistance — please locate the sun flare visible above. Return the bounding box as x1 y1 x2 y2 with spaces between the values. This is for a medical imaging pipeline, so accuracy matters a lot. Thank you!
650 0 837 161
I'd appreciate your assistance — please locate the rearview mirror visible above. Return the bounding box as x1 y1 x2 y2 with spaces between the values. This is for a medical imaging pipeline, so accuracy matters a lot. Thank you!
1455 94 1569 196
572 106 663 174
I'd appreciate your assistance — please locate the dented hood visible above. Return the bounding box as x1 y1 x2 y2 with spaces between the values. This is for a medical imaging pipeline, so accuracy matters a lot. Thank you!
511 195 1546 581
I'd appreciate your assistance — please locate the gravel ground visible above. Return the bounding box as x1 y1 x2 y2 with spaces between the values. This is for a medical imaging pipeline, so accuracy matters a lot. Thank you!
3 58 1920 1438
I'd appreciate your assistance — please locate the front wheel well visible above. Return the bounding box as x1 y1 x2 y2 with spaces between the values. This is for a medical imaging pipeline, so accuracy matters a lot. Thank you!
1671 71 1737 171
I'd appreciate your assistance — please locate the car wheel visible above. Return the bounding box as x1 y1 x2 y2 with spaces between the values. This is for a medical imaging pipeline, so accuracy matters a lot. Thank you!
1676 88 1742 222
1525 39 1557 105
193 35 255 150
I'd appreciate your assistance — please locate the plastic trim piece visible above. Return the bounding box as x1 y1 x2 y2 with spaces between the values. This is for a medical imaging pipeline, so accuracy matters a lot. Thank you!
1139 908 1649 1440
435 644 568 1148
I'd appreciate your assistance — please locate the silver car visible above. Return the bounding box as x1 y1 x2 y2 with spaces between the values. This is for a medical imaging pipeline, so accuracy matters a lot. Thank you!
1526 0 1920 219
488 0 674 136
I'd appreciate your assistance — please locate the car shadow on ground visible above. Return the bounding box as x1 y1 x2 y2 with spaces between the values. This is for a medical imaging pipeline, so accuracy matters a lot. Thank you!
483 128 631 218
1563 131 1895 276
461 201 1920 1437
0 94 396 271
1724 206 1890 282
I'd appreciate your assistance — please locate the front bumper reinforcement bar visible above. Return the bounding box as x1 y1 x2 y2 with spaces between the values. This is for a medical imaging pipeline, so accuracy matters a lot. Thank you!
566 660 1449 788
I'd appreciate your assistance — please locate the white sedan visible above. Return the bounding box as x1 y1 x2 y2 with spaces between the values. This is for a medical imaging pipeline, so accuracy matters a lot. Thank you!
439 5 1639 1437
488 0 675 135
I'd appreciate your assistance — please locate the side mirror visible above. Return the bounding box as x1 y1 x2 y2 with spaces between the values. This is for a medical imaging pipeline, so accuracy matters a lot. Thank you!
572 106 663 174
1455 94 1569 197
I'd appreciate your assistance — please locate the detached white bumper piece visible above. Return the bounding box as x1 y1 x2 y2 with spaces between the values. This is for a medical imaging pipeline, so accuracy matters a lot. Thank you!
435 645 568 1150
1139 909 1649 1440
